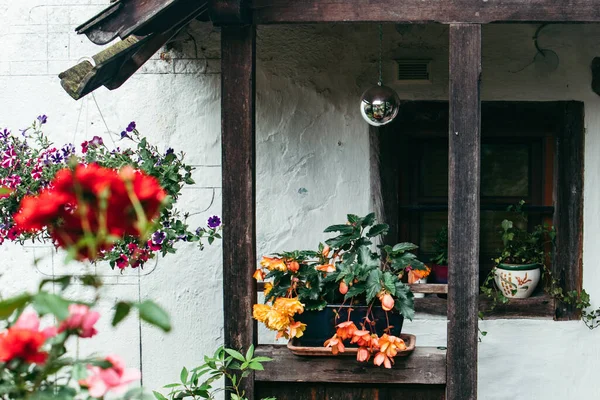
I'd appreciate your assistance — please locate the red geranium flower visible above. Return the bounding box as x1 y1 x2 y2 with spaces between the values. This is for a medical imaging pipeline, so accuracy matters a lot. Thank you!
0 328 48 364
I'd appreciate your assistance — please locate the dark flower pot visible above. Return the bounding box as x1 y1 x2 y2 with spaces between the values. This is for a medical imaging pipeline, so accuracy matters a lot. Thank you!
431 264 448 284
295 305 404 347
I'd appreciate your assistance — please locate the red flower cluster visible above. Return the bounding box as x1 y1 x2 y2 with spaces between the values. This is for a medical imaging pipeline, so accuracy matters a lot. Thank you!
13 164 166 260
0 329 48 364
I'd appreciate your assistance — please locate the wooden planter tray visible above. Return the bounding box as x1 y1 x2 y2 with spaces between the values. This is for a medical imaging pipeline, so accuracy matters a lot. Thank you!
287 333 416 357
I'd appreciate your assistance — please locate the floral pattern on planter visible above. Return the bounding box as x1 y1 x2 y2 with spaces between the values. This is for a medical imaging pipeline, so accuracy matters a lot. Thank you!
493 263 541 299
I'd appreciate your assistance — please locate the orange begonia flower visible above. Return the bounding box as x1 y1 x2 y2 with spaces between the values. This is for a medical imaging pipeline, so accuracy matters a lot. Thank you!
286 260 300 273
263 282 273 296
287 320 307 339
324 335 345 355
379 293 395 311
356 347 371 363
260 256 287 272
335 321 358 341
351 330 374 348
316 264 335 273
339 281 349 295
273 297 304 317
322 245 331 258
408 265 431 284
253 269 266 281
253 304 271 323
379 334 406 358
264 307 291 331
373 351 393 368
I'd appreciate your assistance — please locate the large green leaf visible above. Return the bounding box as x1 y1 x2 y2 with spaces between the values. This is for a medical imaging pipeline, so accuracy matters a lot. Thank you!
367 223 389 237
136 300 171 332
0 293 31 319
344 282 366 300
32 292 70 320
112 302 132 326
357 246 379 269
391 242 419 254
361 212 376 227
323 224 354 234
366 269 383 304
382 271 397 295
394 282 415 321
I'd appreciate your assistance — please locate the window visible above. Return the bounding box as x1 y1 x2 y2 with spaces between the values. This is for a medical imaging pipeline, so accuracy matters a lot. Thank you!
375 102 584 319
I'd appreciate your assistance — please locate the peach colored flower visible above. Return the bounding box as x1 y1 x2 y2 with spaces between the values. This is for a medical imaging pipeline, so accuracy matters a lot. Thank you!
286 260 300 273
316 264 335 273
339 281 349 295
264 307 292 331
276 320 307 340
253 269 266 281
356 347 371 362
260 256 287 272
373 351 393 368
322 245 331 257
335 321 357 341
79 354 140 398
379 334 406 357
379 293 395 311
350 330 374 348
324 334 345 355
59 304 100 338
13 311 57 338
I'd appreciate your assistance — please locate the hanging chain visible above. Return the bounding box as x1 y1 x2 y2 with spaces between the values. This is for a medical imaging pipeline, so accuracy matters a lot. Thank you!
378 23 383 86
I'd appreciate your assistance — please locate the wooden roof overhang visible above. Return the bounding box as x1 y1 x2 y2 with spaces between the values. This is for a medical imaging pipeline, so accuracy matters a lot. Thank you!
61 1 593 399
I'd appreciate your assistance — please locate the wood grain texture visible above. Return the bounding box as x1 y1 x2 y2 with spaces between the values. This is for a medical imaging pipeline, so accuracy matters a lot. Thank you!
553 102 585 320
251 0 600 24
410 284 448 294
415 294 555 319
447 24 481 400
254 345 447 384
256 383 445 400
220 24 256 400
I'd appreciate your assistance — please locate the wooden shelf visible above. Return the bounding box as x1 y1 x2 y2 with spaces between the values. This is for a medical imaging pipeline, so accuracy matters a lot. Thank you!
410 283 448 294
415 292 555 319
254 345 446 385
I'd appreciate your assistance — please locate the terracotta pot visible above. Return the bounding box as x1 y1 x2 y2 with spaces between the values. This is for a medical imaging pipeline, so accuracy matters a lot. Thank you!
295 305 404 347
493 263 541 299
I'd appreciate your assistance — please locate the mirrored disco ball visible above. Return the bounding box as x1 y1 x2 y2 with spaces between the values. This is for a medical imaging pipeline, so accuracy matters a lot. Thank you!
359 85 401 126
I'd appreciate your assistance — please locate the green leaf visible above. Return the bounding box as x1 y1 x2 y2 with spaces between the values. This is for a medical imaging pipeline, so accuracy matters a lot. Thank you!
391 242 419 254
366 269 383 304
501 219 513 231
39 276 71 292
248 361 264 370
361 212 376 227
367 223 389 237
180 367 189 383
225 348 245 362
382 271 397 295
0 293 31 319
245 344 255 360
112 302 132 327
323 224 354 234
394 282 415 321
32 292 70 320
347 214 361 224
136 300 171 332
251 356 273 363
153 391 168 400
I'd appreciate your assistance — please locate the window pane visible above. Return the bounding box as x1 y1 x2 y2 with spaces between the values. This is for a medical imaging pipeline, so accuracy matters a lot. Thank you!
419 212 447 255
481 144 529 197
420 142 448 197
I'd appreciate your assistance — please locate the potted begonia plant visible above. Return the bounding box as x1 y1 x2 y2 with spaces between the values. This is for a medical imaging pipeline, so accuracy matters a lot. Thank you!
252 213 428 368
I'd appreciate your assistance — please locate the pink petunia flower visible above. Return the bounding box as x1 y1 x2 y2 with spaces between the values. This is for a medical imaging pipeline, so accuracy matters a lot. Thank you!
59 304 100 338
80 354 141 398
13 311 57 338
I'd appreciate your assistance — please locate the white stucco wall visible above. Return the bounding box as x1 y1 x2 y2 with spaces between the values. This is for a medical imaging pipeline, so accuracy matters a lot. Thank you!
1 2 600 398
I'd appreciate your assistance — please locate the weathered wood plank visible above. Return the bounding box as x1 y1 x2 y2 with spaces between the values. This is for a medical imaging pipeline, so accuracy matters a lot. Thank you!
251 0 600 24
256 383 445 400
553 102 585 320
415 294 555 319
410 284 448 294
254 345 447 385
447 24 481 400
221 24 256 400
256 383 326 400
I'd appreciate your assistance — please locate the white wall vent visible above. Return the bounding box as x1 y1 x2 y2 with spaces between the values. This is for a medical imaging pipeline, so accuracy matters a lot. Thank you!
396 59 431 82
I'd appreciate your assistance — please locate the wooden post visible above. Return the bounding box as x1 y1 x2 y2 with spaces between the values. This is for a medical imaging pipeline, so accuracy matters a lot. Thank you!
221 24 256 400
447 24 481 400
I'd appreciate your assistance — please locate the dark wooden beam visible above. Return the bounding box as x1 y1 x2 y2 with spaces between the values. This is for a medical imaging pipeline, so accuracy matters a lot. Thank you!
251 0 600 24
447 23 481 400
221 24 256 400
210 0 251 24
553 102 585 320
255 345 447 384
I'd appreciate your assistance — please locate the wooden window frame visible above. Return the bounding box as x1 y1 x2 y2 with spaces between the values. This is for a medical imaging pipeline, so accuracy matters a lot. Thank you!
377 101 584 320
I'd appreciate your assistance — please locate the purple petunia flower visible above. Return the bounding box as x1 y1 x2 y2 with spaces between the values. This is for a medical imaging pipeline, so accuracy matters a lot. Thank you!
37 115 47 124
207 215 221 229
126 121 136 132
50 152 63 164
61 143 75 157
165 148 174 156
0 129 10 140
120 131 130 139
151 230 166 245
90 136 103 146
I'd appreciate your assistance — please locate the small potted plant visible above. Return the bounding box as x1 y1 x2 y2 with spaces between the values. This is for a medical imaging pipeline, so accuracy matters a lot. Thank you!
252 213 428 368
493 218 550 299
430 227 448 284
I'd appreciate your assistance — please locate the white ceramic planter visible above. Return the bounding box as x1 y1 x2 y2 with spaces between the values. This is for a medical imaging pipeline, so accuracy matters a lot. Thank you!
493 263 541 299
412 277 428 298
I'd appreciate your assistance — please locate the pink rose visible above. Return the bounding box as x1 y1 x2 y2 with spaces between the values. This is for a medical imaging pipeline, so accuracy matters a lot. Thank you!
14 311 57 338
59 304 100 338
80 354 141 398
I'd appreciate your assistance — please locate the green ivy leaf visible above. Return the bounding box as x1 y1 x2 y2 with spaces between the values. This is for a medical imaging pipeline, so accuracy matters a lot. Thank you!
0 293 32 319
32 292 70 320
